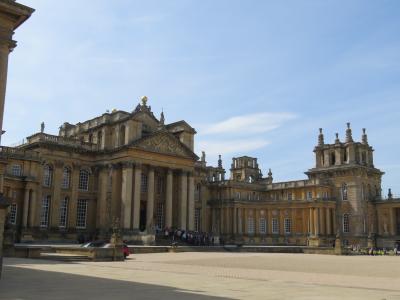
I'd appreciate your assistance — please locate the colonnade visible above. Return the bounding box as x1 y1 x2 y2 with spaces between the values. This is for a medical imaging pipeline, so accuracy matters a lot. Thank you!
211 206 336 236
116 162 196 233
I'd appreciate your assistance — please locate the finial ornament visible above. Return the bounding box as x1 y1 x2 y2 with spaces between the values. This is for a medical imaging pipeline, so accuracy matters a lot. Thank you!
160 110 165 126
318 128 324 146
362 128 368 144
345 122 353 143
388 188 393 199
335 133 340 144
141 96 148 106
201 151 206 162
40 122 45 133
218 155 222 168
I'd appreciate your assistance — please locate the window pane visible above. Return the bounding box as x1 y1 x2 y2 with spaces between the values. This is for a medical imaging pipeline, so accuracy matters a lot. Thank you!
76 199 88 229
59 197 69 228
40 196 50 227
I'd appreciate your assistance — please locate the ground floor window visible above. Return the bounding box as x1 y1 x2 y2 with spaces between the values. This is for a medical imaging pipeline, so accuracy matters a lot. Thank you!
40 196 51 228
284 218 292 234
9 203 17 225
343 214 350 233
259 218 267 234
272 218 279 234
195 208 201 232
76 199 88 229
59 197 69 228
247 217 255 234
156 202 164 230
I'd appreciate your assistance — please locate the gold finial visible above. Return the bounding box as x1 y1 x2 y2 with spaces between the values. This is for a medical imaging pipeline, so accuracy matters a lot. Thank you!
141 96 148 106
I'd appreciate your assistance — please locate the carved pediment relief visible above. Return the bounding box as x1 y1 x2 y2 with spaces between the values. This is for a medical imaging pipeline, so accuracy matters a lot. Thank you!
134 132 196 159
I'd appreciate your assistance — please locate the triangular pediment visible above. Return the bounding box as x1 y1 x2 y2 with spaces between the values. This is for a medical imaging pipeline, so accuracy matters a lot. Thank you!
132 131 198 160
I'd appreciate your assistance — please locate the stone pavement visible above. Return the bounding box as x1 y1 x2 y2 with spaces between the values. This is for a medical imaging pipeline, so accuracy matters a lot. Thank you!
1 252 400 300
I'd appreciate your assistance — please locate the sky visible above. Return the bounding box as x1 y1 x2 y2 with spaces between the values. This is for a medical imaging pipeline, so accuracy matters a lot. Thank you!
4 0 400 195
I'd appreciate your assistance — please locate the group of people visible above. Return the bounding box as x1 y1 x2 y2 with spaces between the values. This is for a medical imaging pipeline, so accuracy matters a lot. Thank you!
162 227 217 246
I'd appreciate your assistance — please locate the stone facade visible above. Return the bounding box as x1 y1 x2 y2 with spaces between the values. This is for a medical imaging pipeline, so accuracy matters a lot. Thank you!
2 98 399 248
0 0 34 279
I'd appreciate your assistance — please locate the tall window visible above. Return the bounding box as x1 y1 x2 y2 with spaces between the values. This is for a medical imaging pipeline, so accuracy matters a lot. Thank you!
342 183 348 201
76 199 88 229
156 176 164 195
9 203 17 224
288 192 293 201
343 214 350 233
195 183 201 201
97 131 103 149
119 125 126 146
43 164 53 187
40 195 51 228
236 192 241 199
259 218 267 234
156 202 164 230
59 197 69 228
272 218 279 234
284 218 292 234
307 191 313 200
247 217 255 234
195 208 201 232
141 174 148 192
79 169 90 191
62 167 71 189
11 164 22 176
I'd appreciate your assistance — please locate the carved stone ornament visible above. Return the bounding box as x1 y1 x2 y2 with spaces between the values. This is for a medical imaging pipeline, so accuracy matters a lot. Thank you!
136 132 191 158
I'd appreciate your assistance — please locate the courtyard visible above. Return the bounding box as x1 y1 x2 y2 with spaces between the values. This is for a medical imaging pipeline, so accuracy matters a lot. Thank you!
0 252 399 300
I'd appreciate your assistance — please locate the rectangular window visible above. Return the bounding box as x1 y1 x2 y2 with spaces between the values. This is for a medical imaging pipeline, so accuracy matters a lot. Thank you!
78 170 89 191
156 202 164 230
307 191 313 200
59 197 69 228
284 218 292 234
9 203 17 224
272 218 279 234
247 217 255 234
40 196 51 228
62 168 71 189
76 199 88 229
141 174 148 193
195 208 201 232
287 192 293 201
343 214 350 233
156 176 164 195
259 218 267 234
11 164 22 176
323 191 328 199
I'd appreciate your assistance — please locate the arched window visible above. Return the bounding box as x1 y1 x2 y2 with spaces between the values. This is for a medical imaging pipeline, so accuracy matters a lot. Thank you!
343 149 348 163
341 183 348 201
330 152 336 165
79 169 90 191
43 164 53 187
62 167 71 189
119 125 126 146
343 214 350 233
97 131 103 149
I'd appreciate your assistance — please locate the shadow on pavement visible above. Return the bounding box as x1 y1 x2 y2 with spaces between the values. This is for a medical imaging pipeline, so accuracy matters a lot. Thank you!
0 263 233 300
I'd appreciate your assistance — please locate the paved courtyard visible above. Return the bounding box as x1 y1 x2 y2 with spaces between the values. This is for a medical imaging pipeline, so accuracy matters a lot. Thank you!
1 252 400 299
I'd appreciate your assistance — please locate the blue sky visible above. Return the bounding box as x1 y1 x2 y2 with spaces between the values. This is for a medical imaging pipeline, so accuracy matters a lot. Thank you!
4 0 400 195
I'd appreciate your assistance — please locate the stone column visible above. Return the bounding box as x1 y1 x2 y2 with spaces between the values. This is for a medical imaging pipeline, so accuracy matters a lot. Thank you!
97 166 108 229
309 208 314 235
22 188 30 228
187 173 195 231
68 166 80 229
132 163 142 230
28 189 36 227
146 166 155 231
50 162 63 228
233 207 237 235
314 208 320 236
180 171 188 230
326 208 332 235
165 169 173 228
319 207 325 236
121 162 133 230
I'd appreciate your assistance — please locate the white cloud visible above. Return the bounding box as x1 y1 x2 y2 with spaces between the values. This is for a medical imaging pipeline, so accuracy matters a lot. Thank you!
201 112 296 135
196 138 269 156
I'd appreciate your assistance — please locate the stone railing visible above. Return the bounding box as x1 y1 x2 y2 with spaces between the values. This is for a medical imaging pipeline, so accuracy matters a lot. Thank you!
0 146 40 160
26 133 96 151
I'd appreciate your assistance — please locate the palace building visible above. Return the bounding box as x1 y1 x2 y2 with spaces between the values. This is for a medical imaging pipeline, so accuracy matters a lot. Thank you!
1 97 400 248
